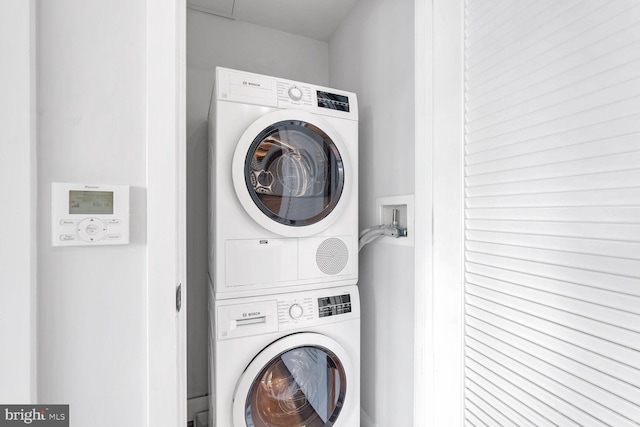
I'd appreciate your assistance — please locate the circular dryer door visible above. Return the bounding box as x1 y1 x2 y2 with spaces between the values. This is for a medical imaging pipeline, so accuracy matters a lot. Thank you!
232 110 352 237
232 333 355 427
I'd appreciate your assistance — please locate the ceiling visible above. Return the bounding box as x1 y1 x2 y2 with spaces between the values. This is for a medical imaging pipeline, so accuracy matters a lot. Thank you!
187 0 360 41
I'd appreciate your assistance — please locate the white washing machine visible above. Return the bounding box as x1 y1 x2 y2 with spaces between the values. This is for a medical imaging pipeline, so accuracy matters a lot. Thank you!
209 284 360 427
209 67 358 298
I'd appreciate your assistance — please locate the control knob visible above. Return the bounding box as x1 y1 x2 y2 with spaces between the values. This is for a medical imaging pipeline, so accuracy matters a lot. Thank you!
289 303 304 319
288 86 303 101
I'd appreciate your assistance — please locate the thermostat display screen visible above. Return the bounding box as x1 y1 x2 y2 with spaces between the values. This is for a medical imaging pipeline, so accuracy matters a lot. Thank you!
69 191 114 215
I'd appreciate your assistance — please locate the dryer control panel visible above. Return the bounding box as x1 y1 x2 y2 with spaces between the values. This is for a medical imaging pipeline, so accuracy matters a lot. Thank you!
277 81 313 107
215 67 358 121
316 91 351 112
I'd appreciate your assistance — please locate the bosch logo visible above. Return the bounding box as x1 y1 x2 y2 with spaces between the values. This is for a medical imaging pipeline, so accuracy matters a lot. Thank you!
243 80 261 87
243 311 261 317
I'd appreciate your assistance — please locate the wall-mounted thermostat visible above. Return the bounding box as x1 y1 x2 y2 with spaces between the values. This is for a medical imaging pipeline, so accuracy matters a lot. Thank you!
52 182 130 246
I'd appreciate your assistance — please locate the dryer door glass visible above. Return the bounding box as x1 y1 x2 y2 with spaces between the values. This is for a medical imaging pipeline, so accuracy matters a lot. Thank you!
245 120 345 227
245 345 347 427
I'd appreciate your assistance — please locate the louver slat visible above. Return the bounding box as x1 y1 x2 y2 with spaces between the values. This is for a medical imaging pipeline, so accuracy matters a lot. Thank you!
464 0 640 425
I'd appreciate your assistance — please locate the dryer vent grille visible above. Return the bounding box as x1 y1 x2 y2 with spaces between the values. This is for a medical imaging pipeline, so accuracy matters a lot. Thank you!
316 238 349 275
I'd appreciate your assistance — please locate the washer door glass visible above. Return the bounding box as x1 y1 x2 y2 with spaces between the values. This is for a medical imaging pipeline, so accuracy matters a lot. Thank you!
245 345 347 427
246 120 345 227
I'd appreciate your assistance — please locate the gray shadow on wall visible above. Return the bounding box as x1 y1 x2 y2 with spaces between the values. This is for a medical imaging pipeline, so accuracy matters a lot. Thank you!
186 119 210 399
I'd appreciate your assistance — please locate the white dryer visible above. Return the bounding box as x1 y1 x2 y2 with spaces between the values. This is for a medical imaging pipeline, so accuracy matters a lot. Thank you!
209 285 360 427
209 67 358 298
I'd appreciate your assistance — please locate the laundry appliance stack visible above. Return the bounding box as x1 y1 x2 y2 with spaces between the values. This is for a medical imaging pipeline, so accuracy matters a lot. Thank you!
207 67 360 427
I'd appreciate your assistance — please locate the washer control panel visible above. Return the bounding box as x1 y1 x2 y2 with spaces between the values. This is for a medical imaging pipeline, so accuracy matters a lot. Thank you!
216 285 360 340
52 182 130 246
276 287 356 327
318 293 352 317
278 297 314 324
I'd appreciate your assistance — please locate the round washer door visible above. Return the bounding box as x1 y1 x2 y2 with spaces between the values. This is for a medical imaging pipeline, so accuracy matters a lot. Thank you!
232 110 352 237
232 333 355 427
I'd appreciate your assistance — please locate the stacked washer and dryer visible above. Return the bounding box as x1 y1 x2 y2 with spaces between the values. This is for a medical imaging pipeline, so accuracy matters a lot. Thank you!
208 67 360 427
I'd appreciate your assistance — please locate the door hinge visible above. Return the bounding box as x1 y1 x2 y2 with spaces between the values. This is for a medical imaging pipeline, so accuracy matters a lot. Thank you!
176 283 182 313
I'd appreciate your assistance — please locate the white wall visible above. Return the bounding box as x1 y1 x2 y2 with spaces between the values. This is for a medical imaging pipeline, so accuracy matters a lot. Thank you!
329 0 416 425
413 0 433 423
147 1 187 425
431 0 465 424
187 9 329 138
37 1 148 425
186 8 330 400
0 0 36 403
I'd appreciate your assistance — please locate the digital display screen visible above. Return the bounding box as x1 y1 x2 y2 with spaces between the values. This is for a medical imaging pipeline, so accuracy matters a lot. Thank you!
317 91 350 112
318 294 352 317
69 191 114 215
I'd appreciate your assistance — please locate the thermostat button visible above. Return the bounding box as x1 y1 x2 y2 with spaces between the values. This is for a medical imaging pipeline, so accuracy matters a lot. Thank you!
85 224 100 235
77 217 108 242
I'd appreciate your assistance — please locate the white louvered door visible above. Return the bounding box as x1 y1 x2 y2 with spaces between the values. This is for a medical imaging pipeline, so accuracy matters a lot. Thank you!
463 1 640 426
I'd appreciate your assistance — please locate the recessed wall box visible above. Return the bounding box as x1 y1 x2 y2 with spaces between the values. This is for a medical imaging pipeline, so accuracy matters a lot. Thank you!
375 195 414 247
52 182 130 246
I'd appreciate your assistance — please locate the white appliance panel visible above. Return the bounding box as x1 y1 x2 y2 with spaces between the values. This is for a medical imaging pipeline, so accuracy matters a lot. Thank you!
210 285 360 427
209 67 358 298
225 238 298 287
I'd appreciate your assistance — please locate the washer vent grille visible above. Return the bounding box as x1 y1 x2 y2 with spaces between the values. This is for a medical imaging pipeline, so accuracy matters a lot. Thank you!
316 238 348 275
